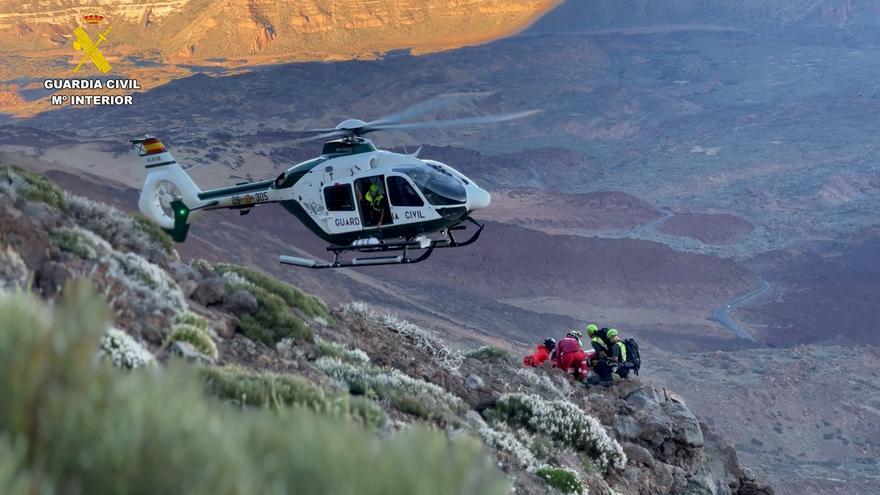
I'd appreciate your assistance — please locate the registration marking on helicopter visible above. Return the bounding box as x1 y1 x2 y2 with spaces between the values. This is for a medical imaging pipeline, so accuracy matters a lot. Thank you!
231 192 269 206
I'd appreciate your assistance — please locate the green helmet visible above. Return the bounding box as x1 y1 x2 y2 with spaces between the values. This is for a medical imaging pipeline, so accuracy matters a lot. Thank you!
586 323 599 335
607 328 618 338
370 184 379 192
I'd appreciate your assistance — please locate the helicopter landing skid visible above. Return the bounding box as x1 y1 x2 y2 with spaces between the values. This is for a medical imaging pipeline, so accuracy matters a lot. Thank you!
278 218 484 269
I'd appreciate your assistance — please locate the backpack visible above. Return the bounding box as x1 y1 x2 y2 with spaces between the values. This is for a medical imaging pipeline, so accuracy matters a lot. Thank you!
623 338 641 375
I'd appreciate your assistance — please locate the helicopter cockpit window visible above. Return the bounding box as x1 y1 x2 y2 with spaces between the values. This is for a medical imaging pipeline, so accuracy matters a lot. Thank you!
386 176 424 207
393 165 467 206
323 184 355 211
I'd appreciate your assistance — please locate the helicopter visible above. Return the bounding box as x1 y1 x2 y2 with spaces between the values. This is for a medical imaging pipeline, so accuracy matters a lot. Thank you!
133 98 538 269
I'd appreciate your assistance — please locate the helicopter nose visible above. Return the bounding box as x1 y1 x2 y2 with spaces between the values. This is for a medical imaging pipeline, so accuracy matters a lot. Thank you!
468 186 491 211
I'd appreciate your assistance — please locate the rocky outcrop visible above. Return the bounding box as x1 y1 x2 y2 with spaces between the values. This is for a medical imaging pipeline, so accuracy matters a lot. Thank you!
584 382 773 495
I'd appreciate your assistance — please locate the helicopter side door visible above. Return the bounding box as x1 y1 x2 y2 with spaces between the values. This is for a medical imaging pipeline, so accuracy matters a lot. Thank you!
322 182 362 234
353 176 394 229
385 174 438 225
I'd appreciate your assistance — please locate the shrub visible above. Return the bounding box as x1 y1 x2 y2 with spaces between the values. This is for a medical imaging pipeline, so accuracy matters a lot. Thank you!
492 393 626 473
215 263 328 319
341 302 464 371
201 365 386 429
465 345 511 361
230 282 314 345
65 194 175 261
173 310 210 331
132 213 175 255
0 436 31 495
315 336 370 365
0 165 67 210
50 227 97 259
107 249 186 314
512 367 572 399
0 282 511 495
315 357 466 422
58 225 186 316
202 365 327 409
100 327 155 369
535 466 586 494
478 426 539 471
167 323 218 359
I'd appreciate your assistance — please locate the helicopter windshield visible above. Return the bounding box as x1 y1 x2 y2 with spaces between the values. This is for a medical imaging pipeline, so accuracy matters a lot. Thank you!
394 164 467 206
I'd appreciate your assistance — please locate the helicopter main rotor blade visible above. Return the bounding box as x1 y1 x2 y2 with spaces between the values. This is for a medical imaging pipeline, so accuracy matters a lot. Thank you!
288 129 351 144
363 109 542 133
367 92 490 126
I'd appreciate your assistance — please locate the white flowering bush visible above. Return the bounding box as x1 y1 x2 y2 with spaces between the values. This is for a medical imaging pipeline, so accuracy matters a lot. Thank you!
493 393 626 473
478 426 539 471
68 227 185 316
220 269 250 287
100 328 155 369
512 367 572 399
107 250 186 314
341 302 464 371
315 356 465 420
65 194 175 259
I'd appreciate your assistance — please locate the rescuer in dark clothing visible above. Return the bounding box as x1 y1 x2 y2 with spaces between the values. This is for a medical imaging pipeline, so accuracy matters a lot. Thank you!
593 328 629 385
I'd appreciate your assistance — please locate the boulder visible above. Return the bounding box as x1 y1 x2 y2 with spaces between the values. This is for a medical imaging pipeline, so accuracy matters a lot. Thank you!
192 276 225 305
465 373 484 390
662 400 704 447
223 289 259 315
170 340 215 365
613 414 642 442
36 261 73 297
465 410 488 429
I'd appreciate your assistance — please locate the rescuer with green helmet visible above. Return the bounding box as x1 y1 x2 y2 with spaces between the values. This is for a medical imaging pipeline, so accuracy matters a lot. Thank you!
594 327 630 385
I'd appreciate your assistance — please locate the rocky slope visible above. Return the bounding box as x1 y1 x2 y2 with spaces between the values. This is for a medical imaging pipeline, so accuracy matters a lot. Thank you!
0 164 774 494
0 0 556 60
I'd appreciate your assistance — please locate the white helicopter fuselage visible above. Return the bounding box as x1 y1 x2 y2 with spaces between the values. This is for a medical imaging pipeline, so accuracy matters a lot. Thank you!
136 137 490 247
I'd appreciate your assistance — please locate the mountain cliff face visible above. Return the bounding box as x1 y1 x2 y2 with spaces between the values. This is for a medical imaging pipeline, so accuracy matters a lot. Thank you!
0 164 774 494
0 0 557 60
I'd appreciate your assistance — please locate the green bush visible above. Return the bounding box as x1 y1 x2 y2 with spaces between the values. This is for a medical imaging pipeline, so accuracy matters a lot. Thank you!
231 282 315 346
167 323 218 359
465 346 512 361
0 281 510 495
50 227 97 259
535 466 585 494
0 165 67 210
173 310 210 330
201 365 386 429
133 213 175 255
315 337 369 364
215 263 328 319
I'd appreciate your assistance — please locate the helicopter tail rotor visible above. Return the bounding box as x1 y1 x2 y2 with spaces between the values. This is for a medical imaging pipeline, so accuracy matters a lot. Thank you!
132 136 203 238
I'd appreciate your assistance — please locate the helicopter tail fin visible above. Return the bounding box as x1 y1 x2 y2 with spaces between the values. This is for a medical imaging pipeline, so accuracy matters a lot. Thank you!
132 136 202 240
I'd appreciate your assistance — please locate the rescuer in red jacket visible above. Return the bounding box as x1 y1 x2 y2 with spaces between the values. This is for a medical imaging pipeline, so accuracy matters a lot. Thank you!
554 331 594 382
523 338 556 367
